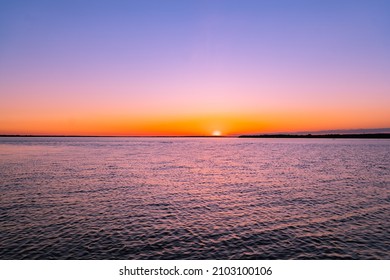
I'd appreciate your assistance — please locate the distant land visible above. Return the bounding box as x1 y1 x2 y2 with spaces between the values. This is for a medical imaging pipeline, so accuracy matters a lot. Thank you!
276 128 390 135
239 133 390 139
238 128 390 139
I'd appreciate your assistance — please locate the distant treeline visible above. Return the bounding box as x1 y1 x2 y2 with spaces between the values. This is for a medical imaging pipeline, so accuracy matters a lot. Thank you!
239 133 390 139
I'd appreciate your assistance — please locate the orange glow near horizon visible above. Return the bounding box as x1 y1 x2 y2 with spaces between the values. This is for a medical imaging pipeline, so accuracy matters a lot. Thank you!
1 107 389 136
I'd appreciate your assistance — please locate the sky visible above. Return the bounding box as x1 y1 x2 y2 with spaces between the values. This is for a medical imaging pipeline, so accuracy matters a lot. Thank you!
1 0 389 136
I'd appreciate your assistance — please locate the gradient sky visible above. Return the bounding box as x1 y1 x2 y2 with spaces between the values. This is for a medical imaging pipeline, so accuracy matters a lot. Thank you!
1 0 389 136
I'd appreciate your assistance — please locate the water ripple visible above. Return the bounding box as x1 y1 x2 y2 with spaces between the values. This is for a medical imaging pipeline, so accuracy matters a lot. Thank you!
0 137 389 259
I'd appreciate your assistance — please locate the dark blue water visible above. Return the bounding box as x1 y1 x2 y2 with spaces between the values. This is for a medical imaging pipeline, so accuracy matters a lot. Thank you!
0 137 389 259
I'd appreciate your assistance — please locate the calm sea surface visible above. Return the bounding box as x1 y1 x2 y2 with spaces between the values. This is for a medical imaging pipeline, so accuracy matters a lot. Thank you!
0 137 389 259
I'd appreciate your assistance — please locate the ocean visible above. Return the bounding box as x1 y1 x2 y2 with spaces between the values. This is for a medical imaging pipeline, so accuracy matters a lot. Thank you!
0 137 389 259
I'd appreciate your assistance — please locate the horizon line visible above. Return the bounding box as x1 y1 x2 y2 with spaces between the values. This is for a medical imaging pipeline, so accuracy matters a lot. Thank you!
1 133 390 139
1 127 390 138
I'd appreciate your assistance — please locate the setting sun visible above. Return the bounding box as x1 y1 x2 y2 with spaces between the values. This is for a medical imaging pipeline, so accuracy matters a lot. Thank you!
212 130 222 136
